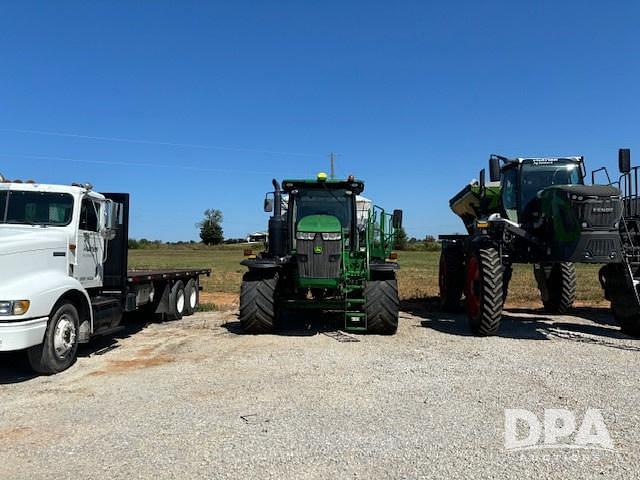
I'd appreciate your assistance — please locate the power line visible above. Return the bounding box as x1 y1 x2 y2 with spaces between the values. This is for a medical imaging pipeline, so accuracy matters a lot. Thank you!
0 152 307 176
0 127 320 158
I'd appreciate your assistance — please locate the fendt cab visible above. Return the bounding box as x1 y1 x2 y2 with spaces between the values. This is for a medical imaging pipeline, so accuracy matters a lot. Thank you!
0 174 210 374
439 155 623 336
240 173 403 334
599 149 640 337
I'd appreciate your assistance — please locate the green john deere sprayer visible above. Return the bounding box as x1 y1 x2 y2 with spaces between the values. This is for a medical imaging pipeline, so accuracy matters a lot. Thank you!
240 173 403 334
439 154 623 336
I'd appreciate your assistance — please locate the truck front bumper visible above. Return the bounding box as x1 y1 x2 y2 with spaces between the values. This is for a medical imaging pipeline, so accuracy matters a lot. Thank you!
0 317 48 351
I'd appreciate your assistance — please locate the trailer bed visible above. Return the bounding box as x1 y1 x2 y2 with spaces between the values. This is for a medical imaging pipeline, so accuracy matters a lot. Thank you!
127 268 211 283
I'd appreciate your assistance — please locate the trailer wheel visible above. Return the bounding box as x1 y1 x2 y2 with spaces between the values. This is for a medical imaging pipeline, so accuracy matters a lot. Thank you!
439 246 465 311
27 302 79 374
168 280 186 320
465 247 504 336
184 278 199 316
534 262 576 314
239 270 278 333
365 276 399 335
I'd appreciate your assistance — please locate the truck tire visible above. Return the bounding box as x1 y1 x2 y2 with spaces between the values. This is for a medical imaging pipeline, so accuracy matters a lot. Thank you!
365 277 399 335
534 262 576 314
465 247 504 336
239 270 278 333
27 302 80 374
167 280 186 320
439 247 465 311
184 278 199 316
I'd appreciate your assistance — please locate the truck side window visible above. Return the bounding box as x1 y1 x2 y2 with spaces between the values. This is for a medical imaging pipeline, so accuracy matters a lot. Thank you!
502 168 518 222
79 198 99 232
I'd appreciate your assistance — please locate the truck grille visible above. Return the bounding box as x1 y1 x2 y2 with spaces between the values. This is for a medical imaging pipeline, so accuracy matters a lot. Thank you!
585 238 616 257
572 198 622 229
296 236 341 279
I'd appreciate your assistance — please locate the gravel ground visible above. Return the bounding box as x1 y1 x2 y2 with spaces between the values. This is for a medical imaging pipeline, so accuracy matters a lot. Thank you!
0 305 639 479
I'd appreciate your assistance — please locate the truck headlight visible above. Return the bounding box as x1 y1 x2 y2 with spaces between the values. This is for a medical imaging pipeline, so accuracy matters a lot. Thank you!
296 232 316 240
321 232 341 240
0 300 30 316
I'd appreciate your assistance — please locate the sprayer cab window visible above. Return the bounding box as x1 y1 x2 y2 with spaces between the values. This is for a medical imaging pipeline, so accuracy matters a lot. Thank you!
520 160 582 213
0 191 73 226
293 189 353 231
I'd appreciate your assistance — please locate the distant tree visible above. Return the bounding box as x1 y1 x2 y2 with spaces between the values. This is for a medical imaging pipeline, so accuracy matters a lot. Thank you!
424 234 436 243
198 209 224 246
393 227 408 250
128 238 140 249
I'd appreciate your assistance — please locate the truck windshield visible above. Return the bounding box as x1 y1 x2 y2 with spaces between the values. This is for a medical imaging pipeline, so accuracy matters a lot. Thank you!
293 189 352 229
520 160 582 212
0 191 74 226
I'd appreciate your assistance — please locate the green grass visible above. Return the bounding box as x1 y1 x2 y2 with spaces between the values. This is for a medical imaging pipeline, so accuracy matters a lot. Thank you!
128 244 608 307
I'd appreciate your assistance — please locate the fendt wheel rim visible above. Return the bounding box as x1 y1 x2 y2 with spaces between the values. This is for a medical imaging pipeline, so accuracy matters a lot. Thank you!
176 290 185 313
189 288 197 309
465 256 481 320
53 315 77 358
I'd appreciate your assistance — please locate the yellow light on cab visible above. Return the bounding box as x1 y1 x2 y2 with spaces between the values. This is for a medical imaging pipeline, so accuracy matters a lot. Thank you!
317 172 328 182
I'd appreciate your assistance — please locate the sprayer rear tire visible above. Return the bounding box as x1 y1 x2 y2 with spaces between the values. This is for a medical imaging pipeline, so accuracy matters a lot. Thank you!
365 278 399 335
239 270 278 334
534 262 576 314
439 247 465 311
465 247 504 336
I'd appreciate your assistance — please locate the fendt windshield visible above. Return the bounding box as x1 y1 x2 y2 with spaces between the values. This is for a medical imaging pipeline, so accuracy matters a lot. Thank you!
520 160 582 211
293 189 353 229
0 191 74 226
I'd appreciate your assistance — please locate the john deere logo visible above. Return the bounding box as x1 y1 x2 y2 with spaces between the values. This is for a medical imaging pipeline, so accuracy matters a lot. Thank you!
314 246 323 254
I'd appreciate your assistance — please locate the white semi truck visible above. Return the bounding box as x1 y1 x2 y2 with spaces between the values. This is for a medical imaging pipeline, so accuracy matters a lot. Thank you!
0 174 210 374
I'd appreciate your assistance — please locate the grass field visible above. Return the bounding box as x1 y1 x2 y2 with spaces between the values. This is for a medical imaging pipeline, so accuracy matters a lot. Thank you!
129 244 609 309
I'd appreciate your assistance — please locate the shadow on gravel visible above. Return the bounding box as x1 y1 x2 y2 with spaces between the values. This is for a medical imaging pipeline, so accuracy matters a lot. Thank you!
222 311 357 337
404 297 637 346
0 315 149 384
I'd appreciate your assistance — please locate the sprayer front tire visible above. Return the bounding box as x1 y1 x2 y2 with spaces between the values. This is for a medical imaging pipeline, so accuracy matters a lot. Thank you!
534 262 576 314
239 270 278 334
439 246 465 311
465 247 504 336
365 277 399 335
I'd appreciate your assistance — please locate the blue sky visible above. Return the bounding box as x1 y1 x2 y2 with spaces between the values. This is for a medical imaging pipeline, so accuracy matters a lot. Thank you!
0 1 638 240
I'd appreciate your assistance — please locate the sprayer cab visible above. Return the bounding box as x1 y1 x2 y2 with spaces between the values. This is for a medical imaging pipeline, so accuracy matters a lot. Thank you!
240 173 402 335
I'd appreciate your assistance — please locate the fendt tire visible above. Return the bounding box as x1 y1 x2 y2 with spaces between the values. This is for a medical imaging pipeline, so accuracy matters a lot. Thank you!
534 262 576 314
464 247 504 336
27 302 80 374
239 270 278 334
184 278 199 316
439 247 465 311
167 280 186 320
365 277 399 335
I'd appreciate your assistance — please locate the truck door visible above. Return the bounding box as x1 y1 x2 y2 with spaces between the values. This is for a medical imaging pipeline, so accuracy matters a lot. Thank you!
75 196 104 288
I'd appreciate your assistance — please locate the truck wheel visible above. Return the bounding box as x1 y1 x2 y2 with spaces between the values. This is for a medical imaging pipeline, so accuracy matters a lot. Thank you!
365 276 399 335
167 280 186 320
27 302 80 374
439 247 465 311
534 262 576 314
184 278 199 316
465 247 504 336
239 270 278 333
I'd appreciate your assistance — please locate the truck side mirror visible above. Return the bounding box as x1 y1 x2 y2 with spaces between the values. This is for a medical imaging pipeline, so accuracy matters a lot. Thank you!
619 148 631 174
100 200 120 240
392 209 403 229
489 157 500 182
264 196 274 213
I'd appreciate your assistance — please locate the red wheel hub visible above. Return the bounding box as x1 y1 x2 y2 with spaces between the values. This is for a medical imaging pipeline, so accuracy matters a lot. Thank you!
465 255 480 320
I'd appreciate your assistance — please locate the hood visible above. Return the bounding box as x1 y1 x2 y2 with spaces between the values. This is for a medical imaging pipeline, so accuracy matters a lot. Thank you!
297 215 342 233
0 226 68 256
544 184 621 198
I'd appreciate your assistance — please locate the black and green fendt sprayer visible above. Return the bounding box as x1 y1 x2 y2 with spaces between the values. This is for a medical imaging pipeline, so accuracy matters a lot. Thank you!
240 173 403 334
439 154 623 336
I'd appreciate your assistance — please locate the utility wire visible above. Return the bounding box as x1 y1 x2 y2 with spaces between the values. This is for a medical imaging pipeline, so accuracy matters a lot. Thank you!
0 152 307 177
0 127 320 158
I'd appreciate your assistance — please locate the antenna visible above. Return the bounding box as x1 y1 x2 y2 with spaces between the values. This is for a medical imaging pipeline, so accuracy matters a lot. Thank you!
329 152 335 179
